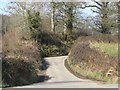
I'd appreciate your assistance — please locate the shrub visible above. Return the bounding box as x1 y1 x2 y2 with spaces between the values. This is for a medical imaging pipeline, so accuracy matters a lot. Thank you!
41 41 72 57
2 58 39 86
76 34 118 43
68 43 118 73
2 29 43 87
39 30 62 46
38 30 73 57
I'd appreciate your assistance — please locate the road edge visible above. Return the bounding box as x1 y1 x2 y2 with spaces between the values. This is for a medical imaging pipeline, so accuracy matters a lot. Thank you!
64 59 106 84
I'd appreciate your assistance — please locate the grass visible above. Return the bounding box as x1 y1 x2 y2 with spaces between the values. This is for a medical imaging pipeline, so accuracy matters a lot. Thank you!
70 64 118 84
90 42 118 56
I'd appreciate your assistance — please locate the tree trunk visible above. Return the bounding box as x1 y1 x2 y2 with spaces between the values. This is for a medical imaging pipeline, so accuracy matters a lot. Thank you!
51 2 55 32
118 2 120 31
118 2 120 42
65 4 74 40
101 2 110 34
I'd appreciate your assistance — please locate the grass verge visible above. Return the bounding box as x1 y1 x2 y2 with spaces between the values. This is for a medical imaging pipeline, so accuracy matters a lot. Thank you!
90 42 118 56
69 64 118 84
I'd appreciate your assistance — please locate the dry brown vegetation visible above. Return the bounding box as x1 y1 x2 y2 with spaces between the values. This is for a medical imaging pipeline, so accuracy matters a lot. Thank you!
67 34 118 83
2 28 45 87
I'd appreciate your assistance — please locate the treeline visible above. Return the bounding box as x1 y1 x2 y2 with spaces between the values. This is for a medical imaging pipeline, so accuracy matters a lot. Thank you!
2 2 119 37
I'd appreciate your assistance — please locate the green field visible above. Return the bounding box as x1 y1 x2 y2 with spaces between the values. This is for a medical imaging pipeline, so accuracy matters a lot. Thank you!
91 42 118 56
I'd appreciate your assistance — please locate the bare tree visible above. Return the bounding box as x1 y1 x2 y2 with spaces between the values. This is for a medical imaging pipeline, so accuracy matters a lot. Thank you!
51 1 56 32
85 1 118 34
54 2 79 40
117 2 120 30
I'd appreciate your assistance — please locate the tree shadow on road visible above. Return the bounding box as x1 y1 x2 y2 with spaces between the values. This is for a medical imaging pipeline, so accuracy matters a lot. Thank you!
37 59 51 82
41 59 50 70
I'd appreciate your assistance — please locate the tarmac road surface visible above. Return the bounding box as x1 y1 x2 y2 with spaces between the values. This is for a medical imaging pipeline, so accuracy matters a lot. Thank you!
13 56 118 88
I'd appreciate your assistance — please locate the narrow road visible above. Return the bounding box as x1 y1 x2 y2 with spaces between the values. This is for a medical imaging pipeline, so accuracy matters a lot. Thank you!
15 56 118 88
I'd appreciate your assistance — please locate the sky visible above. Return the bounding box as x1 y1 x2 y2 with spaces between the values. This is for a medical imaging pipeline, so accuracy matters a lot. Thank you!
80 7 97 18
0 0 97 17
0 0 9 15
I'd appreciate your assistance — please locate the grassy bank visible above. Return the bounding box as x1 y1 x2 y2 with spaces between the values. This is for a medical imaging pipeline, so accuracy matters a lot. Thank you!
67 35 118 84
69 64 118 84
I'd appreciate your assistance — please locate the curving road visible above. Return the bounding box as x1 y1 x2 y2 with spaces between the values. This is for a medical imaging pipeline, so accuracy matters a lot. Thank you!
14 56 118 88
